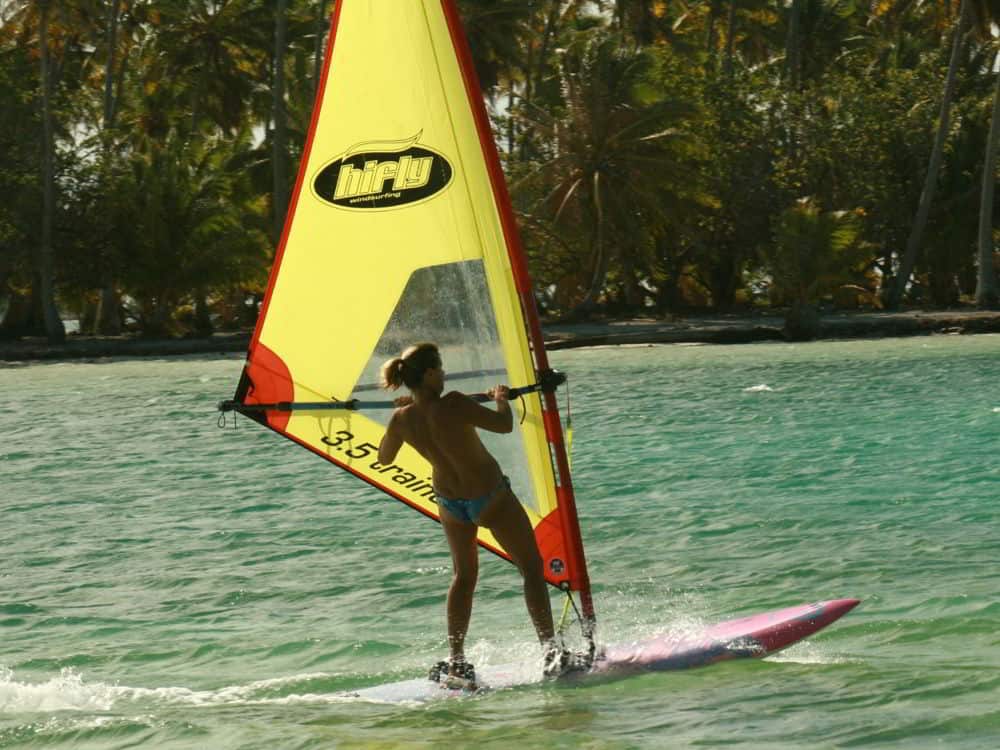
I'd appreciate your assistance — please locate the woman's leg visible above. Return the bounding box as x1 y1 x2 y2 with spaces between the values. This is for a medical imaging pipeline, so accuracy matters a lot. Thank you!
440 508 479 661
479 490 555 644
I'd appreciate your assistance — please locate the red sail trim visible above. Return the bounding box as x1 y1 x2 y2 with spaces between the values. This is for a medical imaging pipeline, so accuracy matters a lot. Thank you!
241 343 295 431
439 0 593 611
532 510 570 581
247 2 345 360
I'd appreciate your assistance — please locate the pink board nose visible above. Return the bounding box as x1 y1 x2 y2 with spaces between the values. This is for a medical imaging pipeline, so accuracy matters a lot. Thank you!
593 598 862 676
748 598 861 653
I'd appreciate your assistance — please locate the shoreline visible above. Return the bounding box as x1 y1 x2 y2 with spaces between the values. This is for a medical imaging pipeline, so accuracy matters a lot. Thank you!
2 309 999 363
543 309 1000 349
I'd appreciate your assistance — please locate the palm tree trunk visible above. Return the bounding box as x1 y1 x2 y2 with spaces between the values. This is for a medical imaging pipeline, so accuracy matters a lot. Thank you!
0 289 35 339
706 0 722 66
532 1 561 99
887 0 970 310
313 0 329 96
784 300 820 341
96 284 121 334
96 0 122 335
507 81 515 153
785 0 802 89
273 0 290 245
571 177 607 317
620 249 642 310
102 0 120 131
654 236 682 315
976 53 1000 309
614 0 626 31
194 287 212 335
520 0 560 162
782 0 804 168
723 1 737 79
38 0 65 344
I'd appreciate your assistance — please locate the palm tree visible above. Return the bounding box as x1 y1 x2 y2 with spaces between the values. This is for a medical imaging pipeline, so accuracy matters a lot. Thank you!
273 0 290 245
764 198 868 340
611 0 663 45
94 0 124 335
971 0 1000 307
0 15 42 337
510 0 593 163
112 130 268 336
456 0 532 97
846 0 929 74
37 0 66 342
976 55 1000 308
515 32 699 317
785 0 803 88
312 0 330 95
888 0 972 309
146 0 270 333
151 0 269 136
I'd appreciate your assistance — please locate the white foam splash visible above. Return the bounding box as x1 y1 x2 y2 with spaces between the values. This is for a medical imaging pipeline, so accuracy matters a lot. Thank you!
764 641 854 666
115 672 346 707
743 384 775 393
0 667 116 712
0 667 358 713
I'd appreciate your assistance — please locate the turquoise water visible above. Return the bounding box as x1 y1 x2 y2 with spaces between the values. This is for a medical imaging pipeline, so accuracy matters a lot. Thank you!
1 335 998 749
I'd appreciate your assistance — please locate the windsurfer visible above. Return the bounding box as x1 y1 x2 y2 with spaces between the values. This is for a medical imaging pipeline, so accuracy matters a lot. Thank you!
377 342 578 687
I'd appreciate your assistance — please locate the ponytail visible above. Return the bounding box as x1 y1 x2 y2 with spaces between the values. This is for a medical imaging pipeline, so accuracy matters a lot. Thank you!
380 357 407 391
380 343 441 392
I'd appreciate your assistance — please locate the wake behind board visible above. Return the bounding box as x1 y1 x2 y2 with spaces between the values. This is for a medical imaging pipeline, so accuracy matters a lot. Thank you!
345 599 860 703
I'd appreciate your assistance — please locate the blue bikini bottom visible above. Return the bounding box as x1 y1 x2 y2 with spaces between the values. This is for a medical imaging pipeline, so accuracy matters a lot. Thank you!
436 475 510 524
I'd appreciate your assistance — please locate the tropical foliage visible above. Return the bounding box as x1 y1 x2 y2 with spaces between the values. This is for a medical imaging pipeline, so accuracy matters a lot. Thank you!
0 0 997 341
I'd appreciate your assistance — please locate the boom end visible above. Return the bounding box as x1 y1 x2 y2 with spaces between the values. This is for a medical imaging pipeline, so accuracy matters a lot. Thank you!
539 368 567 392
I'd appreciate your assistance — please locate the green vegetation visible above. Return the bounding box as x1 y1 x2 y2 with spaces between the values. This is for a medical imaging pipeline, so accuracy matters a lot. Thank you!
1 0 998 342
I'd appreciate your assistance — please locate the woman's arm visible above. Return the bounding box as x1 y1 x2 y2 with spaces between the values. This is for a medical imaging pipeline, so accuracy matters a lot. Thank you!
450 386 513 434
378 410 405 464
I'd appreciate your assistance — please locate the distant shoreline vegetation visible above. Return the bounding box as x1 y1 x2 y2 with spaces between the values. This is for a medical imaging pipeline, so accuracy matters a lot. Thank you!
3 310 1000 362
1 1 998 346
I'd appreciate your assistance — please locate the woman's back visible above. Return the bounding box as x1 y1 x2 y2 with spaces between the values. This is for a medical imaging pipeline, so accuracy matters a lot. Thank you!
391 392 503 499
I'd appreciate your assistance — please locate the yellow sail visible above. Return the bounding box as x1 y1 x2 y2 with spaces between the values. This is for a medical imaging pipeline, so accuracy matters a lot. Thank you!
228 0 589 595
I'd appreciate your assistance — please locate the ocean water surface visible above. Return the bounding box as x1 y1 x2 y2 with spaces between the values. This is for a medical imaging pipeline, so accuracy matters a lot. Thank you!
1 335 998 749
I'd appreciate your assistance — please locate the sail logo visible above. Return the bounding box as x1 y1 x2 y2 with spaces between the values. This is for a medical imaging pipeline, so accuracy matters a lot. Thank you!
312 133 453 210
